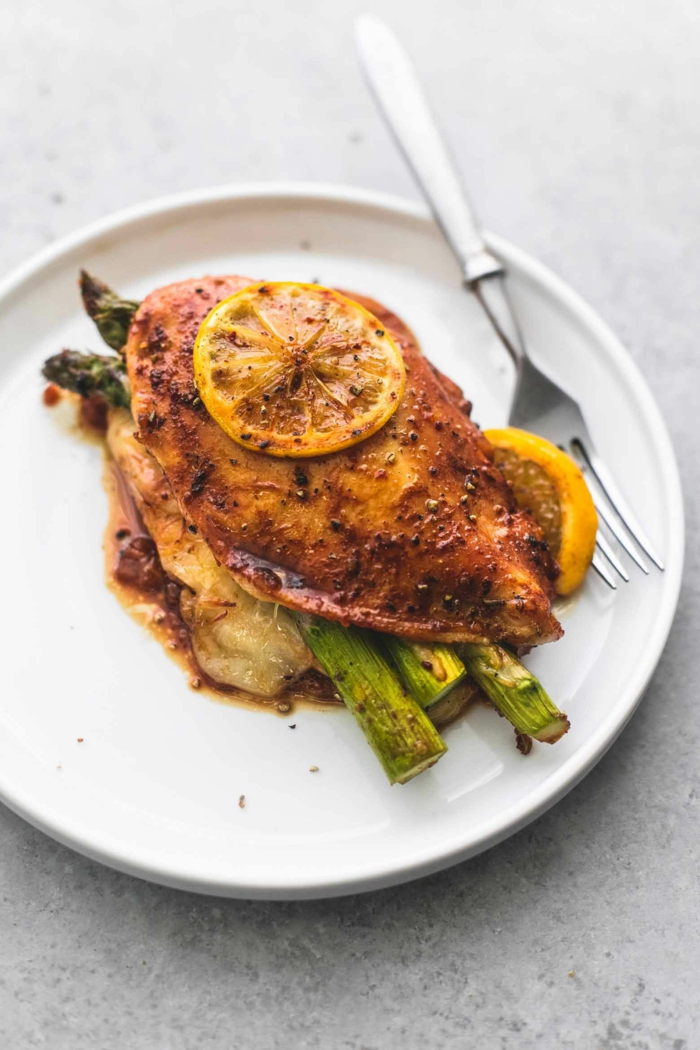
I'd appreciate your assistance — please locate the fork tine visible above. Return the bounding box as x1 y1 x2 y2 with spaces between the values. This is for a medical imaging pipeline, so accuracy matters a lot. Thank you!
596 530 630 582
591 492 649 575
572 439 664 570
591 553 617 589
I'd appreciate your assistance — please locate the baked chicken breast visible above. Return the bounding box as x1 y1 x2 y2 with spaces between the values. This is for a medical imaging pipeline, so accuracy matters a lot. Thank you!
126 276 561 648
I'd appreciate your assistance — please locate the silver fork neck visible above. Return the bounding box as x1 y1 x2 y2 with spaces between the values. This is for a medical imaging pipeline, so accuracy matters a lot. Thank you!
463 249 505 283
470 273 527 373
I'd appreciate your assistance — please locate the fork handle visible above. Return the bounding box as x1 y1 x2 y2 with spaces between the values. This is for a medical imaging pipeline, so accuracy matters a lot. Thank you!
356 15 527 372
356 15 504 283
472 274 527 371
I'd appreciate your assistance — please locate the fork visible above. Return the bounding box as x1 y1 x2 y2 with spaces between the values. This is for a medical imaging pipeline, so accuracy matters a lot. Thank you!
356 15 663 588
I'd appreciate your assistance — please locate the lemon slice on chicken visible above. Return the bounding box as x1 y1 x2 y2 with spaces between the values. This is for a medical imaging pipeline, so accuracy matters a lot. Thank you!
193 282 406 458
485 427 598 595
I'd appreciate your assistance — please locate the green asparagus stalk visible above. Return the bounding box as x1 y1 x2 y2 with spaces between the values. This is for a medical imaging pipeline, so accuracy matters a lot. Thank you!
382 638 466 709
457 642 569 743
42 349 131 408
79 270 141 351
295 614 447 784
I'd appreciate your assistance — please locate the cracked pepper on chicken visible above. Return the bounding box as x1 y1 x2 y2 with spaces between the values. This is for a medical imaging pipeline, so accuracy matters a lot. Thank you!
43 272 587 784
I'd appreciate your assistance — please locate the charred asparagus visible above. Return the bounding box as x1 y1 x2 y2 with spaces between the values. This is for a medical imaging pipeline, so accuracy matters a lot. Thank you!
79 270 140 351
295 614 447 784
42 349 130 408
458 642 570 743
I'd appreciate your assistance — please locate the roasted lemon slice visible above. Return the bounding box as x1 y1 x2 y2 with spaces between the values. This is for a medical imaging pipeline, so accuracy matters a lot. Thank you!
193 282 406 458
484 427 598 595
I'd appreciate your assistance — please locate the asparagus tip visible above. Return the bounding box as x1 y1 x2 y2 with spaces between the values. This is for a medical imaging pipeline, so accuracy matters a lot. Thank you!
79 269 107 321
42 349 130 408
78 271 141 351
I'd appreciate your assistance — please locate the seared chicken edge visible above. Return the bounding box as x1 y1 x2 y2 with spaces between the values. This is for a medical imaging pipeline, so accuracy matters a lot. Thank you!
107 408 314 698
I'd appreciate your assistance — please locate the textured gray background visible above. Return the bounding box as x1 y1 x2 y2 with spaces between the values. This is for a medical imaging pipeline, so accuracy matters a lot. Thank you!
1 1 698 1047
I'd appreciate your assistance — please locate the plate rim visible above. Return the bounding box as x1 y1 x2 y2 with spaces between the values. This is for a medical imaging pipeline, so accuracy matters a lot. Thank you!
0 181 685 898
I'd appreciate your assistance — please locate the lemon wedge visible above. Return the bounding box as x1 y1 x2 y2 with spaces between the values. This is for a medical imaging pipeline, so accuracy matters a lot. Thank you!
485 426 598 595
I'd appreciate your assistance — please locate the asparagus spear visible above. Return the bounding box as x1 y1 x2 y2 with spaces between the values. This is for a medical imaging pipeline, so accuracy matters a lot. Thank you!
79 270 140 351
384 635 568 747
295 614 447 784
382 637 466 709
42 349 131 408
457 642 569 743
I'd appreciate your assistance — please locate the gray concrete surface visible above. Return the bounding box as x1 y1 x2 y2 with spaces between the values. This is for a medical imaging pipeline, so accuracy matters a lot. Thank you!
1 1 698 1046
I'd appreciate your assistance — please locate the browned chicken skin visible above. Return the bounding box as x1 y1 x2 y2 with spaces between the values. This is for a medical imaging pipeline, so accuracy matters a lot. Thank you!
126 276 562 647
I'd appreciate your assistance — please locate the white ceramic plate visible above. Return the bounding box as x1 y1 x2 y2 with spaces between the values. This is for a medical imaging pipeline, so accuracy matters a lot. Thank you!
0 184 683 899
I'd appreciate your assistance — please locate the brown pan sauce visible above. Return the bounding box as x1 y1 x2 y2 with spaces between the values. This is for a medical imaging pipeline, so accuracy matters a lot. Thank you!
103 455 340 714
46 386 481 728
